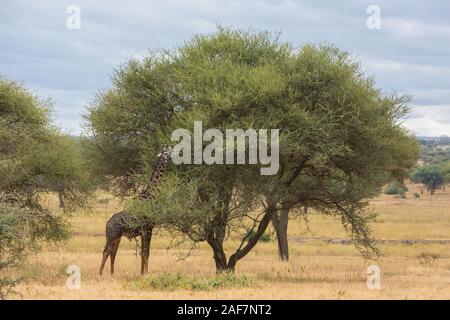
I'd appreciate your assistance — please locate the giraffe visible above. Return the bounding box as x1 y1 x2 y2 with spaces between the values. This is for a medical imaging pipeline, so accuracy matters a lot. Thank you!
99 145 173 276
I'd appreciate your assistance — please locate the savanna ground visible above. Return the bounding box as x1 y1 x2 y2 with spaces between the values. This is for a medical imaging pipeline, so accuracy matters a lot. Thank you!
8 183 450 299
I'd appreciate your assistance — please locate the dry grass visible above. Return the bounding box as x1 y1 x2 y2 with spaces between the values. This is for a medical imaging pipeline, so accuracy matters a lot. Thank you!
9 184 450 299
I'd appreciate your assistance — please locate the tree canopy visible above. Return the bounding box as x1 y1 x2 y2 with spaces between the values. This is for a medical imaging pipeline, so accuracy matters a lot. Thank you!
0 78 93 298
410 166 445 194
87 28 419 272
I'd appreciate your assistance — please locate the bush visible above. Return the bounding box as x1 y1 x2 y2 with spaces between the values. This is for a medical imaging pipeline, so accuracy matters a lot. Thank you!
0 194 69 299
129 272 253 291
410 166 444 195
417 252 440 265
0 79 86 299
242 229 272 242
413 192 420 198
384 182 407 195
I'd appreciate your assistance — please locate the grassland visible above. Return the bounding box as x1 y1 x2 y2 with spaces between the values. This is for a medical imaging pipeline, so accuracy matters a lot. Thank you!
8 183 450 299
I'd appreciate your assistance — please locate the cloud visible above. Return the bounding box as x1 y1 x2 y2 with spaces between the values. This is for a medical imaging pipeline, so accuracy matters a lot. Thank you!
405 105 450 136
1 0 449 135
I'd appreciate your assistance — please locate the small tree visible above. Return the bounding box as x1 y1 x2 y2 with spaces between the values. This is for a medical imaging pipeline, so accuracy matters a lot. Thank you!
384 182 407 195
0 78 88 298
410 166 444 195
0 193 69 299
442 162 450 185
24 134 95 211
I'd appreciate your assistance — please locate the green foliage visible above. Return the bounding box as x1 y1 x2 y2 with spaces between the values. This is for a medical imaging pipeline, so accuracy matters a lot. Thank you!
417 137 450 166
129 272 253 291
0 78 89 298
384 182 407 195
243 229 272 242
127 173 245 243
0 78 95 210
0 193 69 299
413 137 450 196
24 134 95 211
88 27 419 269
410 166 445 194
442 162 450 184
416 137 450 185
84 54 176 196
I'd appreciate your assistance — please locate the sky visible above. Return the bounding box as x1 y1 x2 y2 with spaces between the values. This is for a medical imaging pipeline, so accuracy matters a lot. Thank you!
1 0 449 136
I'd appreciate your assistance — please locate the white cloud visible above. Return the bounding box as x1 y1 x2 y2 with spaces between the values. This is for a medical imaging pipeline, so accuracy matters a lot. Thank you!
383 17 450 39
1 0 450 136
405 105 450 136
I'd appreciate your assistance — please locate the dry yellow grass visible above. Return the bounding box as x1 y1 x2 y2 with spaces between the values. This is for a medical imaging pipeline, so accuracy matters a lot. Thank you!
9 184 450 299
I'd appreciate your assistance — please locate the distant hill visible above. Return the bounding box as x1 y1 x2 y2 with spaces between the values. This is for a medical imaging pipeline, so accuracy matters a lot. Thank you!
417 136 450 147
416 136 450 166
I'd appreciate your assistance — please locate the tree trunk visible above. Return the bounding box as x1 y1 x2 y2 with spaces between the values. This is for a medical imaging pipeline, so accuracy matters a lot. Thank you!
272 208 289 261
204 192 276 273
227 206 275 271
58 191 65 209
26 186 34 205
208 240 228 273
206 209 229 274
202 183 234 274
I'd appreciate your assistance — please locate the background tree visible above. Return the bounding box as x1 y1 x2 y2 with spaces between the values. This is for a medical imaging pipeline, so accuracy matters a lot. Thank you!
0 78 90 298
440 162 450 187
0 193 68 299
28 134 95 211
410 166 445 195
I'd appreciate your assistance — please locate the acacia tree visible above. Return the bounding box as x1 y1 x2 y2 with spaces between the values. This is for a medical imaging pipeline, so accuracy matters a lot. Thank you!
444 163 450 185
87 28 419 273
26 134 95 211
0 193 68 299
410 166 445 195
0 78 91 298
153 31 418 269
265 45 419 260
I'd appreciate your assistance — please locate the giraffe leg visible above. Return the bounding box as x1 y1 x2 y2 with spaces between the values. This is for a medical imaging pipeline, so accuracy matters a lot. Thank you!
140 234 146 275
110 238 121 275
144 229 153 274
99 239 114 275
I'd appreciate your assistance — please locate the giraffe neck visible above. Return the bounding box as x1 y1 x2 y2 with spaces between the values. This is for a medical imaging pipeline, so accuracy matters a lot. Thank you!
140 150 171 199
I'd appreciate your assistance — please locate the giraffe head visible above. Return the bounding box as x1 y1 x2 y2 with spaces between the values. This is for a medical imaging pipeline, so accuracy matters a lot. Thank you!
163 144 173 155
157 144 173 161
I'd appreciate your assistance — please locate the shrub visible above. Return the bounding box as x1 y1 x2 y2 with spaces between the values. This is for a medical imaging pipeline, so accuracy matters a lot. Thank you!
129 272 253 291
417 252 440 265
0 194 69 299
410 166 445 195
384 182 407 195
242 229 272 242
